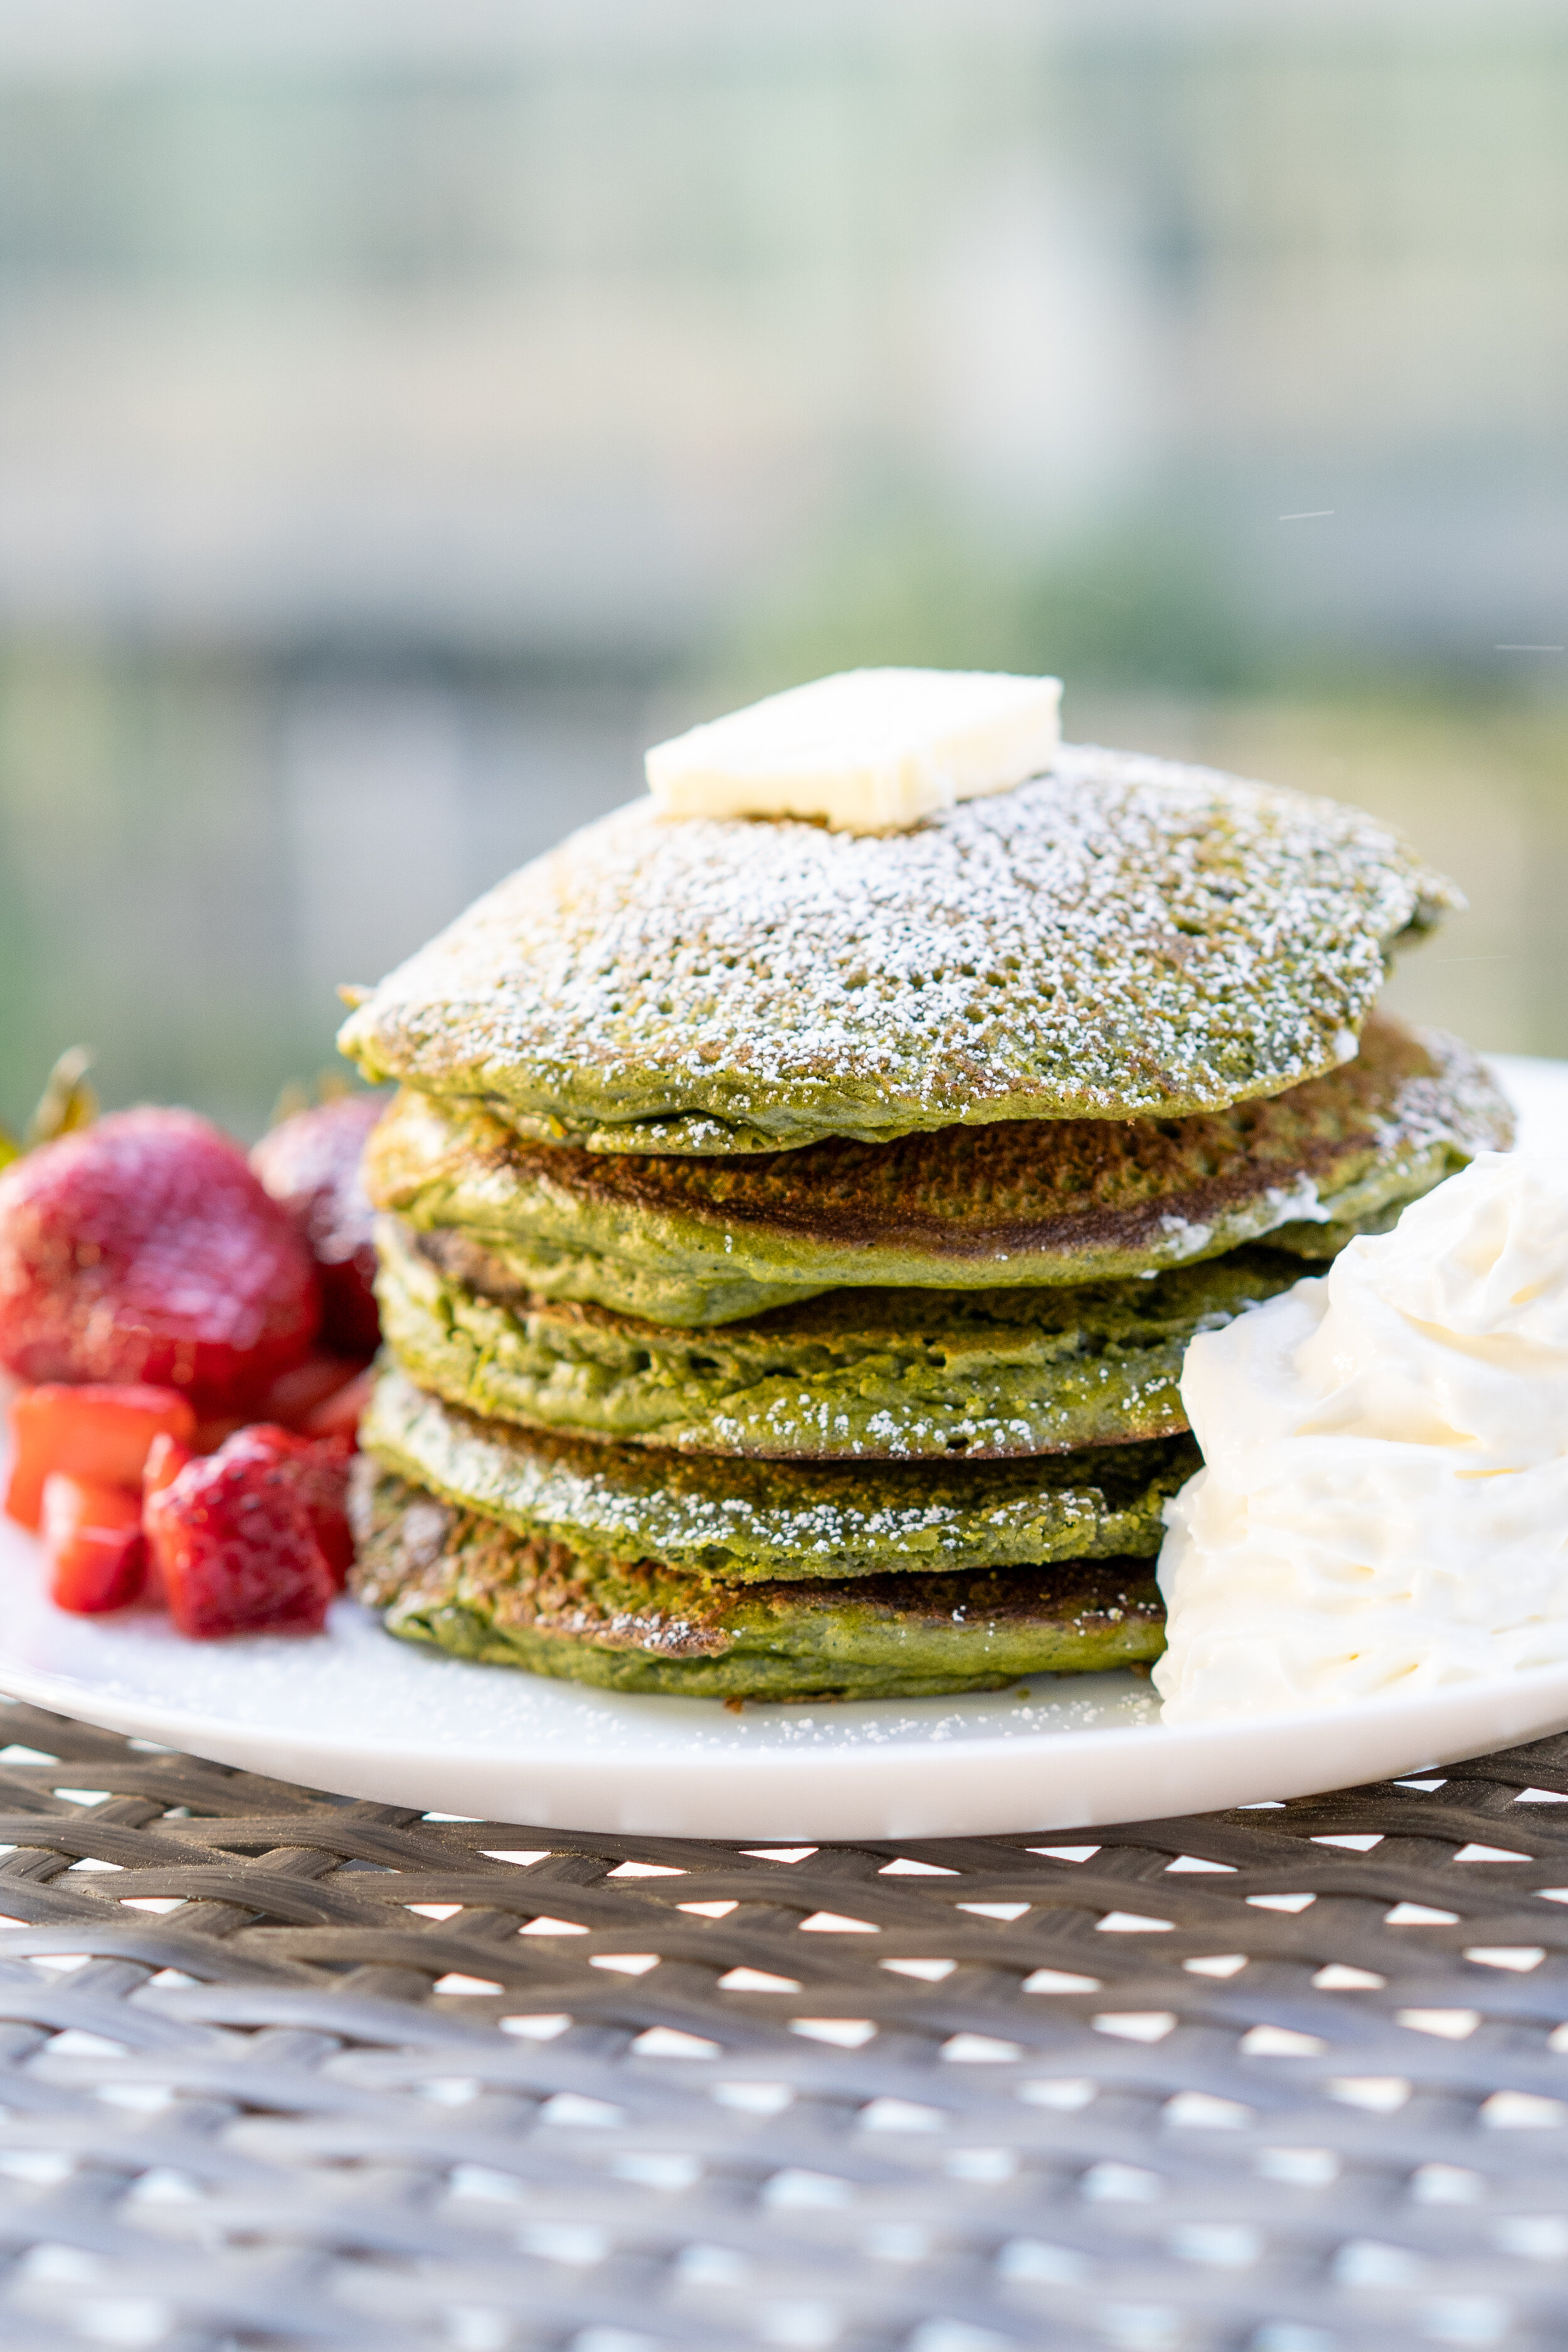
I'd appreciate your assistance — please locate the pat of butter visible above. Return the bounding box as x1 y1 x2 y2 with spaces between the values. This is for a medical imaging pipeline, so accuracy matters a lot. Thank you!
645 667 1062 834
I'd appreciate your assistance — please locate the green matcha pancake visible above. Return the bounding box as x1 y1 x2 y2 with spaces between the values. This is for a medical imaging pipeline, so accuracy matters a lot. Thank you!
376 1219 1312 1457
338 746 1459 1155
365 1016 1509 1327
351 1464 1166 1698
362 1365 1195 1579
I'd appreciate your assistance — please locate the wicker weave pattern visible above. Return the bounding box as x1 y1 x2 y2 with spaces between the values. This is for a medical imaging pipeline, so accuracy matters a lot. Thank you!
3 1701 1568 2348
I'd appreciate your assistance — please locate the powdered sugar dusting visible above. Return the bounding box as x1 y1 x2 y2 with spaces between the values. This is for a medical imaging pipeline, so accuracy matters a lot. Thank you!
340 744 1461 1154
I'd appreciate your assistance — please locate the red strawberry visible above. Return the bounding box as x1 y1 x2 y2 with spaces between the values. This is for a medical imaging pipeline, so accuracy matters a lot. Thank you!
250 1096 383 1359
140 1431 195 1606
219 1424 354 1587
5 1381 195 1531
0 1109 321 1414
299 1363 374 1444
41 1474 147 1614
142 1429 195 1498
144 1441 334 1638
253 1349 366 1433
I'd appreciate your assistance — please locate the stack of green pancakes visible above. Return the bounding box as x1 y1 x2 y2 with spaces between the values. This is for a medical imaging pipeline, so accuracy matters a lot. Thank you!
339 742 1512 1701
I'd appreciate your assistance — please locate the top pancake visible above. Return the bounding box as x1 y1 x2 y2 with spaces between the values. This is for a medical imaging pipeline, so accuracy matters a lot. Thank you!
338 744 1459 1154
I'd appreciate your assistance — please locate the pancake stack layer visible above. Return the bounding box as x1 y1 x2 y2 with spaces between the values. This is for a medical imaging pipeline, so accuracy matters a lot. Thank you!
341 743 1512 1700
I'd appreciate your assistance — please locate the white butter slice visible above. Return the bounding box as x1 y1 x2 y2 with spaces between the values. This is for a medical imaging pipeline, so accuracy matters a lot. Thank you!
645 667 1062 834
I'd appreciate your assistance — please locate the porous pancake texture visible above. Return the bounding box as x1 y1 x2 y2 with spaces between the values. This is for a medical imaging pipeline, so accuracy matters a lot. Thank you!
375 1220 1305 1458
362 1365 1197 1581
364 1017 1510 1325
339 748 1460 1154
351 1464 1166 1698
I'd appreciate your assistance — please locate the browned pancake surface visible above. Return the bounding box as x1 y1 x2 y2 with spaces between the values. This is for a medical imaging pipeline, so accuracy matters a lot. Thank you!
427 1014 1507 1264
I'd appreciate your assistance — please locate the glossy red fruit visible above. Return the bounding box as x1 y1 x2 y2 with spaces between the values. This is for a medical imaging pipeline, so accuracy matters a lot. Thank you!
4 1381 196 1531
144 1442 334 1638
250 1096 383 1359
142 1429 195 1498
140 1432 195 1606
253 1349 367 1433
41 1473 146 1613
299 1364 374 1444
219 1424 355 1587
0 1109 321 1413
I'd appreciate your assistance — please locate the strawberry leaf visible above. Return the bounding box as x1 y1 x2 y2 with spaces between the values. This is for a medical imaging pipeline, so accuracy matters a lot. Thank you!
24 1047 98 1149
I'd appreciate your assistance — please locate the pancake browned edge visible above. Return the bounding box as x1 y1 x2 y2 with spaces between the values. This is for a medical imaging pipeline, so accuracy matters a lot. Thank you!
351 1463 1165 1700
364 1014 1513 1325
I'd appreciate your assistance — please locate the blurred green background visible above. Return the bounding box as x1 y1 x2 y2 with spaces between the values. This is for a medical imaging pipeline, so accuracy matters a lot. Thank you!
0 1 1563 1137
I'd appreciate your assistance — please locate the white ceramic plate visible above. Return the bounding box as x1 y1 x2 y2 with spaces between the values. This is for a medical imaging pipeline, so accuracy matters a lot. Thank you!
2 1054 1565 1841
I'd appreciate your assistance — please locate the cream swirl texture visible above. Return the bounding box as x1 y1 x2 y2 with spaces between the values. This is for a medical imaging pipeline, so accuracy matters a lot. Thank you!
1153 1148 1568 1720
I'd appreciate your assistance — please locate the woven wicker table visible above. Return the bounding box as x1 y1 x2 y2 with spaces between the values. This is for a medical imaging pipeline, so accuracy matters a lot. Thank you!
3 1701 1568 2351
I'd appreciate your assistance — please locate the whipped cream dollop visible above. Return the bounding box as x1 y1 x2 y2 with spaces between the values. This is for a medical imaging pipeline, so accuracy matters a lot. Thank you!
1154 1149 1568 1722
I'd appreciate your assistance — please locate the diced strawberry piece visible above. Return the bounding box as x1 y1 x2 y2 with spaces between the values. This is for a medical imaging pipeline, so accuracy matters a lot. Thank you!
41 1473 146 1613
144 1445 334 1638
251 1096 384 1358
253 1349 370 1433
140 1431 195 1608
219 1424 355 1587
142 1429 195 1497
299 1364 374 1445
4 1382 196 1531
0 1108 322 1414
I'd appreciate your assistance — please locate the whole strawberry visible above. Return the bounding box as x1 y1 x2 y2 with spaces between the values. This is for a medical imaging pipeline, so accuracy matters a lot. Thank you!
144 1438 335 1638
0 1108 321 1413
250 1095 383 1359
